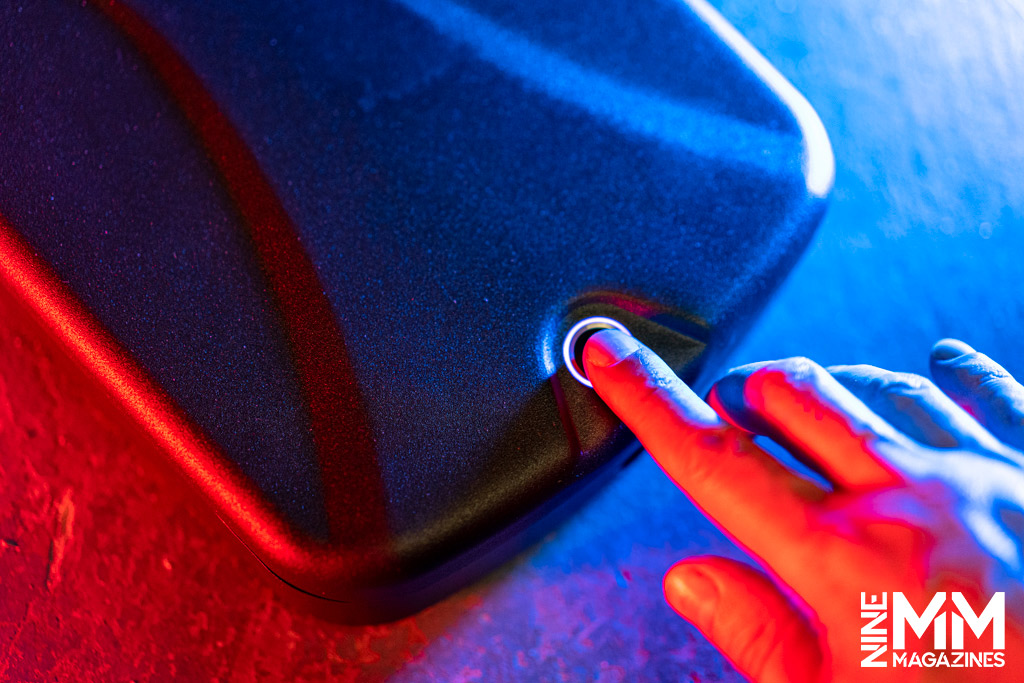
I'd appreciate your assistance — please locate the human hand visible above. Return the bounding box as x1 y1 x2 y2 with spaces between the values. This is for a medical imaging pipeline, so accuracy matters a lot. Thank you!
583 332 1024 682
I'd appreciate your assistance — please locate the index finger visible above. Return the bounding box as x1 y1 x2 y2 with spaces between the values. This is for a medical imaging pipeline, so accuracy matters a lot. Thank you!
583 330 825 573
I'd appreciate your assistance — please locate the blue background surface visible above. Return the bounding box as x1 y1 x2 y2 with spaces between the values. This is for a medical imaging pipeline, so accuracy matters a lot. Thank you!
388 0 1024 679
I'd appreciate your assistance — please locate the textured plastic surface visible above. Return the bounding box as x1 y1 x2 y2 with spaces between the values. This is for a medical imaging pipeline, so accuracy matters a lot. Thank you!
0 0 830 617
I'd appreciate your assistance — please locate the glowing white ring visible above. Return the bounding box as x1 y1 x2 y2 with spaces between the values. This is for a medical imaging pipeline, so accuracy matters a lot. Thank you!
562 316 632 388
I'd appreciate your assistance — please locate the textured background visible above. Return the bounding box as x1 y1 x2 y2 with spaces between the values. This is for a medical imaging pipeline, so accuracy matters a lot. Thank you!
2 0 1024 680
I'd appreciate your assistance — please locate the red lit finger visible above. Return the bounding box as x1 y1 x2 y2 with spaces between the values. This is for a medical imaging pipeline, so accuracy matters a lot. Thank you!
664 556 825 683
707 358 906 489
583 330 825 573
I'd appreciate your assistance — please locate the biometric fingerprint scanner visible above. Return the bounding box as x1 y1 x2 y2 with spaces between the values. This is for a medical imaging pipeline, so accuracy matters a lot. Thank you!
563 316 633 387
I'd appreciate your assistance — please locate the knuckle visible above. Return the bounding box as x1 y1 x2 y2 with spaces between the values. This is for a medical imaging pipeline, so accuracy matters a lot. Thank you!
656 424 741 485
977 371 1015 392
876 372 932 397
755 356 826 387
678 428 732 482
952 354 1014 385
828 363 875 377
628 375 704 437
956 362 1019 405
620 375 669 426
829 364 894 393
628 380 671 433
740 619 784 679
789 357 828 385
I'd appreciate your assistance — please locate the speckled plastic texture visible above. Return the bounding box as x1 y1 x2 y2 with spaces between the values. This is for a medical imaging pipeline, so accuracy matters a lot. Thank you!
0 0 829 615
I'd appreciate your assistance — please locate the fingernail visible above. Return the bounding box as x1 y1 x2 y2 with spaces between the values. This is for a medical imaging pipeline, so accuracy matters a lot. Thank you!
931 338 975 361
707 374 744 417
666 566 718 606
583 329 640 368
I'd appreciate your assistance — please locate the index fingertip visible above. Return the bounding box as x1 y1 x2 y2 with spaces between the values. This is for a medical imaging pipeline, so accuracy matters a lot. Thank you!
582 328 640 374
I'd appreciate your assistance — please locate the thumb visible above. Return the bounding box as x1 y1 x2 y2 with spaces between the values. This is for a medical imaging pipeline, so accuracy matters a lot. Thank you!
664 556 826 683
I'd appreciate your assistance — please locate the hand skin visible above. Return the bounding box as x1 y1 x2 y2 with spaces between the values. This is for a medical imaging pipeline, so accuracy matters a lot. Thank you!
583 332 1024 683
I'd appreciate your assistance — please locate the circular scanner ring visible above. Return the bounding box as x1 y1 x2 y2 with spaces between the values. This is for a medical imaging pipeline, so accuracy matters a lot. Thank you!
562 316 633 388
